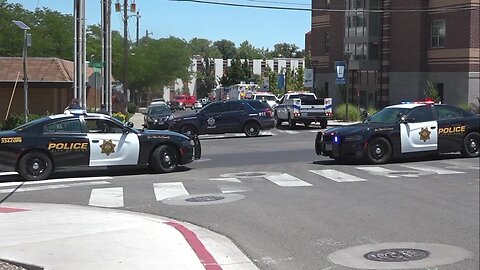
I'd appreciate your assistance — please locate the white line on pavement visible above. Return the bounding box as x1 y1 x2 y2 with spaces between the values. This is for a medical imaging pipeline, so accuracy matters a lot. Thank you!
399 164 465 175
89 187 124 208
355 166 414 178
209 177 241 182
0 181 111 193
0 172 18 176
0 176 114 187
309 169 368 182
264 173 313 187
153 182 189 201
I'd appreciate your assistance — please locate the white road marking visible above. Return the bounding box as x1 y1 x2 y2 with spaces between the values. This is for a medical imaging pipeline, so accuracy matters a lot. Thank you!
89 187 124 208
264 173 313 187
209 177 241 182
0 181 110 193
438 160 480 170
153 182 189 201
0 176 114 188
309 169 368 182
260 131 275 136
399 164 465 175
276 130 299 134
0 172 18 177
218 185 250 194
356 166 418 178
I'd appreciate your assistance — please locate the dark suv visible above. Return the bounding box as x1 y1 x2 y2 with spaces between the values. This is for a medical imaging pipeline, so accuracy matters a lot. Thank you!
169 100 275 137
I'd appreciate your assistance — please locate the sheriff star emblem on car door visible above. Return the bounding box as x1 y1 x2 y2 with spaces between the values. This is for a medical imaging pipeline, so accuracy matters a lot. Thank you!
419 127 431 142
207 117 215 126
100 139 116 156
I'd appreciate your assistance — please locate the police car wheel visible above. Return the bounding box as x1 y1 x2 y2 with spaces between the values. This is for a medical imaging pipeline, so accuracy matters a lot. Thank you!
366 137 391 164
288 117 296 129
320 119 327 129
304 121 311 127
461 132 479 158
180 125 198 137
18 151 53 181
244 122 260 137
150 145 179 173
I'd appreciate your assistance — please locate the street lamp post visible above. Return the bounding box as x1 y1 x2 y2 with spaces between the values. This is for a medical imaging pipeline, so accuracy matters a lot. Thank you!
12 20 31 123
343 51 353 121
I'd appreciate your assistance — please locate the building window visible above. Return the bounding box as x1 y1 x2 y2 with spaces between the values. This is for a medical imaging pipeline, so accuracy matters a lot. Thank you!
324 31 330 54
431 20 446 48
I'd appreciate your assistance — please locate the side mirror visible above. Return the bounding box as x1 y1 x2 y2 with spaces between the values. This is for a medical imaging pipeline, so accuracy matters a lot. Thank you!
125 121 134 128
401 115 415 123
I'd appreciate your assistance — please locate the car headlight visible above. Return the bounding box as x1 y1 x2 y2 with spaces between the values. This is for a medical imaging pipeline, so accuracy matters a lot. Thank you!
344 134 363 142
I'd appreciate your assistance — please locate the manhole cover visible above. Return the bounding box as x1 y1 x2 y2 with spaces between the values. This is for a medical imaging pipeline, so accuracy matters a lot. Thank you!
388 171 419 175
364 248 430 262
234 172 266 177
186 195 225 202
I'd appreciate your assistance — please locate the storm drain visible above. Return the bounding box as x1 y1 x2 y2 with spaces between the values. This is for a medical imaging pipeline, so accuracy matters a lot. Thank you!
328 242 470 269
162 193 245 206
364 248 429 262
186 195 225 203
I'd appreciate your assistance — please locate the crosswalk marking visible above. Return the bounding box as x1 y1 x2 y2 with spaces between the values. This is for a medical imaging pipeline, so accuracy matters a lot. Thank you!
0 172 18 177
0 176 114 188
355 166 417 178
260 131 275 136
309 169 368 182
0 181 110 194
209 177 241 182
89 187 124 208
153 182 189 201
218 184 250 194
276 130 299 134
438 160 480 170
264 173 313 187
399 165 465 175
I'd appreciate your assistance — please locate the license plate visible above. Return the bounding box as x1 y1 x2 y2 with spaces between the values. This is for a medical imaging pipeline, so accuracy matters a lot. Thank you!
325 143 332 151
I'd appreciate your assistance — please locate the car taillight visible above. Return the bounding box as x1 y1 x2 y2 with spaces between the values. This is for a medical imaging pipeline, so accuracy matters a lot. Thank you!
326 112 332 117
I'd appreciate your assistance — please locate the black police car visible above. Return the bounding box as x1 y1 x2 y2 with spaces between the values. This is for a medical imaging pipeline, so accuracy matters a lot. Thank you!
143 103 172 130
0 110 201 180
169 99 276 137
315 102 479 164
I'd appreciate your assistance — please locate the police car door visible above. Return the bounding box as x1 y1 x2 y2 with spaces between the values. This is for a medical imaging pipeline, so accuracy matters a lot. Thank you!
199 102 225 133
400 106 438 153
84 117 140 166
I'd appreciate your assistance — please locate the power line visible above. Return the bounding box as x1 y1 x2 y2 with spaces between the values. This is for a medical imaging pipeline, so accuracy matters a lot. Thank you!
172 0 479 13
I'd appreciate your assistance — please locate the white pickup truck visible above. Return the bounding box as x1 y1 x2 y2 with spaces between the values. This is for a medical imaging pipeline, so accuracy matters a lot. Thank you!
274 92 332 129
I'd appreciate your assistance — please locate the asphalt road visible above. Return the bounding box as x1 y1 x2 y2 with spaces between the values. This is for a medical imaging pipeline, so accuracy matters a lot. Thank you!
1 119 479 270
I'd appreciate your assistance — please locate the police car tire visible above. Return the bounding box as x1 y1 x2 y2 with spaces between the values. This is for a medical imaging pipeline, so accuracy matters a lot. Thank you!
304 121 311 127
288 116 296 129
244 122 260 137
320 119 327 129
18 151 53 181
150 145 179 173
274 114 282 126
366 137 392 164
461 132 479 158
180 125 198 137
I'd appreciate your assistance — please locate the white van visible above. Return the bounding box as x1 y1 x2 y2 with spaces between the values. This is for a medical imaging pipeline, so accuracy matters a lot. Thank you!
252 93 278 108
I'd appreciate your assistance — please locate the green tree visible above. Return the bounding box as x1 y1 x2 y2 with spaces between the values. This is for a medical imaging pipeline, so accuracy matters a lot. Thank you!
188 38 221 58
269 43 301 58
214 39 237 59
219 58 246 87
237 40 262 59
195 57 217 99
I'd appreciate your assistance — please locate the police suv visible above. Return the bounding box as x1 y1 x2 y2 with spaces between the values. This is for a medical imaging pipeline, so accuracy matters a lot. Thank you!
0 110 201 180
169 99 276 137
315 101 479 164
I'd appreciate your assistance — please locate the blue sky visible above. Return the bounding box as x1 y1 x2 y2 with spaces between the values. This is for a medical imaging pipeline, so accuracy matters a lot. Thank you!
13 0 311 51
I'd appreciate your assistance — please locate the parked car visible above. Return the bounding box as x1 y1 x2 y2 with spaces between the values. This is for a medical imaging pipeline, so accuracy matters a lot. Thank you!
169 95 196 110
0 110 201 180
169 99 276 137
252 92 278 109
143 104 173 130
193 100 203 110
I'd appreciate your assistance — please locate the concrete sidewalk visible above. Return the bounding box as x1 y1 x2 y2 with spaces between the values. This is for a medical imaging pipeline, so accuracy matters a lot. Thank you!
0 203 258 270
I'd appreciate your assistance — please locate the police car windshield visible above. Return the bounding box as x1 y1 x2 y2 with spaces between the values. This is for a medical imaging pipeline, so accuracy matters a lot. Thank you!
12 117 48 132
366 107 411 124
289 94 315 100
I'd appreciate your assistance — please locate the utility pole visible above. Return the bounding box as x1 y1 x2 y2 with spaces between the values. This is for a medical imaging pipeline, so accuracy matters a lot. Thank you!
135 10 140 46
102 0 112 115
116 0 136 113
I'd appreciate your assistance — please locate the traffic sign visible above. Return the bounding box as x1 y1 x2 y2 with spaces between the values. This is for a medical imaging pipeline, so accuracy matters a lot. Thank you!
335 61 348 85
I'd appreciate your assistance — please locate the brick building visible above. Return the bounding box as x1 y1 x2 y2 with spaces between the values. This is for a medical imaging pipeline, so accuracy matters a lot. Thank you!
308 0 479 108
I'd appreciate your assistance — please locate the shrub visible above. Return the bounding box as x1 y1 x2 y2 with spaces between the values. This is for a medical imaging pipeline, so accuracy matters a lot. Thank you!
456 103 472 112
112 112 127 123
1 114 43 130
127 102 138 113
333 103 362 121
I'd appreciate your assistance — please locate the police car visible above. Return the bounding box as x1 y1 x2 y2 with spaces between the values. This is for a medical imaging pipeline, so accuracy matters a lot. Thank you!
169 99 276 137
0 110 201 181
315 101 479 164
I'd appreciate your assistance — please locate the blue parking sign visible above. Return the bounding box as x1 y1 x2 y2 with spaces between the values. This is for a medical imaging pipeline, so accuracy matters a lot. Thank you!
335 61 348 85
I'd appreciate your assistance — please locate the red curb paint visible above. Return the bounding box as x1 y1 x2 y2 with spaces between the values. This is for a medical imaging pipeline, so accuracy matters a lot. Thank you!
0 207 29 213
165 221 222 270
